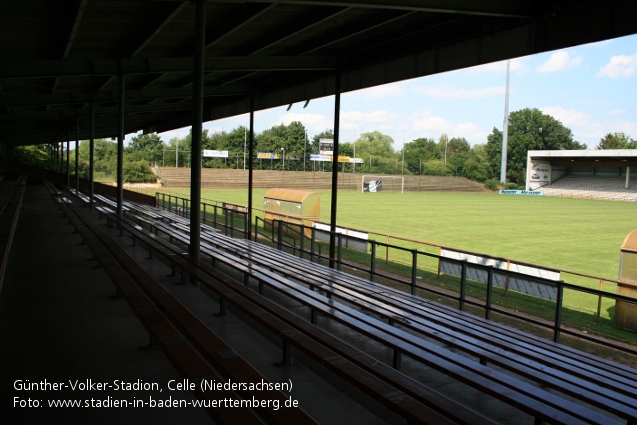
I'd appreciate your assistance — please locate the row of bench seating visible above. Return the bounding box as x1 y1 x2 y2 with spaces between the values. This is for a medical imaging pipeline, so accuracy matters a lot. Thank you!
190 223 637 399
0 176 27 290
43 181 316 425
143 217 633 424
83 187 498 424
103 194 637 424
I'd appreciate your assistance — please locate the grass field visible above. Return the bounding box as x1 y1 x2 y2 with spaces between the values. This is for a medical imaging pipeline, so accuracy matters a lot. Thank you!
156 187 637 357
163 188 635 281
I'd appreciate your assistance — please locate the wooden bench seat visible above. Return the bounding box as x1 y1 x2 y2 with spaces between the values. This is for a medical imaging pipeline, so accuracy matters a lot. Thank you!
94 194 130 213
202 229 637 418
106 208 498 425
125 215 620 425
58 198 323 425
56 199 269 424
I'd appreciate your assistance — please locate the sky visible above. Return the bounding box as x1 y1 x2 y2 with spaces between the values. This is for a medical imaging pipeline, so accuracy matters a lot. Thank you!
141 33 637 151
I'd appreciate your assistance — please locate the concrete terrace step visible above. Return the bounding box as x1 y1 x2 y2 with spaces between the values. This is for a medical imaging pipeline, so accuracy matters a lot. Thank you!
541 176 637 202
158 167 488 192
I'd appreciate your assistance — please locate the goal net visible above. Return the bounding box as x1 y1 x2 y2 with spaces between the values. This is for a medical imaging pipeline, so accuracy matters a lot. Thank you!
361 175 404 193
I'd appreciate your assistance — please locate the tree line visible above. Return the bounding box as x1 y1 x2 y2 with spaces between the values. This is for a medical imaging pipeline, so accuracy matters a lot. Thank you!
11 107 635 187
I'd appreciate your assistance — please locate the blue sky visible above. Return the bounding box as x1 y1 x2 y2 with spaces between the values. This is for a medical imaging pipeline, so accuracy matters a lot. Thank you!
151 33 637 151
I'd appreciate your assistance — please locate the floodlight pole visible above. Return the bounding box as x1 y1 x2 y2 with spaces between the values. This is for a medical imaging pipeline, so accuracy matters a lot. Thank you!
500 60 510 185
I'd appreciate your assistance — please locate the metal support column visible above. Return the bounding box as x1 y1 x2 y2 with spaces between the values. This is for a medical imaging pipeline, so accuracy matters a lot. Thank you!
116 74 125 219
66 122 71 186
89 102 95 211
189 0 206 260
247 93 255 241
329 72 341 269
75 118 80 193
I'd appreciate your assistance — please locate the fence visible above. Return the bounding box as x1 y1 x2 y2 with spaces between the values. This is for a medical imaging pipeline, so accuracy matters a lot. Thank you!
255 218 637 359
155 192 249 239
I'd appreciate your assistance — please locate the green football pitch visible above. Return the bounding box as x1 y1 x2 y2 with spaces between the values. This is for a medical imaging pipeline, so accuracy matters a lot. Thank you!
163 188 635 282
157 187 637 349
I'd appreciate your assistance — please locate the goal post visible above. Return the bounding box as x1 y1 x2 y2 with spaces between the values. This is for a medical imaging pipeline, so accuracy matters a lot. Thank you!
361 175 404 193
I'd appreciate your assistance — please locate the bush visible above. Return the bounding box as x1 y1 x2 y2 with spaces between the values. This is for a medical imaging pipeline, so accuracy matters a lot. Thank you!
123 161 156 183
483 178 500 191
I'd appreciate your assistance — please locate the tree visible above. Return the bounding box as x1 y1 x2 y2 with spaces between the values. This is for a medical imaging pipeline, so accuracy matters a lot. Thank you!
351 131 396 174
256 121 308 170
403 138 439 174
486 108 584 184
11 145 49 168
462 144 493 182
123 160 156 183
125 133 164 165
596 132 637 149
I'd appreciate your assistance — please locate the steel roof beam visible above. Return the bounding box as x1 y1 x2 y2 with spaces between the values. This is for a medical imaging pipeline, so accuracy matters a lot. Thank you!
180 0 535 18
0 57 337 79
0 85 251 108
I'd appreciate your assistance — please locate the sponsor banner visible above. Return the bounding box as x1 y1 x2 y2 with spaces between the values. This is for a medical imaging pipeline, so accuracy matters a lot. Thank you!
310 155 351 163
256 152 286 159
499 190 544 196
363 178 382 193
439 249 559 301
310 154 331 162
203 150 228 158
530 162 551 182
349 158 364 164
313 222 368 252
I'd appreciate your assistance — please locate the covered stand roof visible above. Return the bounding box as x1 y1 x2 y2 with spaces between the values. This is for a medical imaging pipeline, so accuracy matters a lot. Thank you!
2 0 637 147
528 150 637 167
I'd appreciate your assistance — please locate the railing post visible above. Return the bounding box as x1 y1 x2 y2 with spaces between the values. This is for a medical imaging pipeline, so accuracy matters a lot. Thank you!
459 261 467 311
370 241 376 282
337 233 343 271
277 221 283 250
485 266 494 320
213 205 218 229
224 206 229 236
202 203 207 225
310 227 316 263
411 250 418 295
230 209 235 238
554 281 565 343
300 224 305 260
596 279 604 324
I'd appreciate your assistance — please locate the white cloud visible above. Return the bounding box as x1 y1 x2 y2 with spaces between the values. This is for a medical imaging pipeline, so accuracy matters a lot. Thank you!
414 84 504 99
540 106 592 127
362 84 407 99
607 108 626 116
277 112 333 134
410 109 488 144
541 105 637 147
596 53 637 78
537 50 582 73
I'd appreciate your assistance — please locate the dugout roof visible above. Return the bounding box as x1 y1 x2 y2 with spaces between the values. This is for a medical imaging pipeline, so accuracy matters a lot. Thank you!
2 1 637 147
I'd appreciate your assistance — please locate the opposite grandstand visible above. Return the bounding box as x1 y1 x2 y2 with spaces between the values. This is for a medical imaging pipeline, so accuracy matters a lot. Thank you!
157 167 488 193
526 149 637 202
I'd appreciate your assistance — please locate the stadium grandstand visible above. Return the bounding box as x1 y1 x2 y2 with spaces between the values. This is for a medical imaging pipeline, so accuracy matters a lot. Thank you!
526 150 637 201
